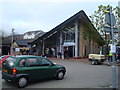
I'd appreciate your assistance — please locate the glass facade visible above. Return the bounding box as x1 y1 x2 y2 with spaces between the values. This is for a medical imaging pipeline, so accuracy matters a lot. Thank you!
62 27 75 44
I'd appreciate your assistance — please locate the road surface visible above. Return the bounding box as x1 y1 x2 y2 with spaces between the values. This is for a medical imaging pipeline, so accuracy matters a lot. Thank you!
1 59 113 89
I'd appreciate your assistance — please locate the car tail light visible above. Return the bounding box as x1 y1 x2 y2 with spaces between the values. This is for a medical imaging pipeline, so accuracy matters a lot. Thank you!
12 68 17 75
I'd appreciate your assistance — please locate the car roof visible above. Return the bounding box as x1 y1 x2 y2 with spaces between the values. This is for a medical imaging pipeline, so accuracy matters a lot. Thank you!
0 55 7 57
11 55 42 58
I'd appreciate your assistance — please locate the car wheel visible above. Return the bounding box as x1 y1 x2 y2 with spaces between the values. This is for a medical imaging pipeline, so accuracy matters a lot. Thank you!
56 71 64 80
17 77 28 88
98 62 102 65
5 79 10 83
91 60 96 65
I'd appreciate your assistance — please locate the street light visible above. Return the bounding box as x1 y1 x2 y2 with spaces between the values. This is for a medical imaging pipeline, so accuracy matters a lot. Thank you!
11 28 14 54
105 7 117 89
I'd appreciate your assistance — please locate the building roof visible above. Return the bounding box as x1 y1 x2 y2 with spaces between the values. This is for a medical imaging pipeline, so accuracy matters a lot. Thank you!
7 34 23 39
35 31 46 39
30 10 105 46
14 39 34 47
24 30 45 35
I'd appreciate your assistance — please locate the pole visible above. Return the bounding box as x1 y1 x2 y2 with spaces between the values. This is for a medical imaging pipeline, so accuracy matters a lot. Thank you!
110 7 116 89
11 28 14 54
75 21 78 57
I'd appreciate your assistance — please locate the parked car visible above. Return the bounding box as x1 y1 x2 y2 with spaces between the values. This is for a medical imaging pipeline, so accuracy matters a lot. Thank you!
0 56 6 68
0 55 7 60
89 54 106 65
0 55 13 61
0 55 13 68
2 55 66 88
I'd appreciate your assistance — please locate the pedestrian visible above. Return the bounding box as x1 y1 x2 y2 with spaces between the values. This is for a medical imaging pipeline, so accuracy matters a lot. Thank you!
49 48 53 57
116 48 120 61
20 48 23 55
64 48 69 59
109 52 112 62
58 52 62 58
33 48 36 55
20 48 24 55
45 48 49 57
26 48 30 55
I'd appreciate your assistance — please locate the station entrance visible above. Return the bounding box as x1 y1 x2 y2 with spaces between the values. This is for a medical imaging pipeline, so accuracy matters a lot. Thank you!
63 45 75 58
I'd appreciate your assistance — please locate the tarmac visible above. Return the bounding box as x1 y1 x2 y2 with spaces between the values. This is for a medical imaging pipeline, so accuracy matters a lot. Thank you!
48 57 120 66
0 57 119 70
0 57 89 70
48 57 90 63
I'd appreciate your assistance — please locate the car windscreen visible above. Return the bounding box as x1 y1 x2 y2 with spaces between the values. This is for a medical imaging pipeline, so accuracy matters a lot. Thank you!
3 57 17 67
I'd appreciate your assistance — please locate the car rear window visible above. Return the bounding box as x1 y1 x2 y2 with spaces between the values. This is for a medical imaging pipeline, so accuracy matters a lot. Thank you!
3 57 17 67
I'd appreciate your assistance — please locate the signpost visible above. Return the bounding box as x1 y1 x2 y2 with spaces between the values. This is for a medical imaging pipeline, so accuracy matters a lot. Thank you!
105 13 116 26
104 27 118 33
11 28 14 54
105 7 117 89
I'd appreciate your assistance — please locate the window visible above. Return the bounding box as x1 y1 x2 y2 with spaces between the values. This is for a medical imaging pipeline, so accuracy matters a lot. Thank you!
27 58 38 67
0 56 6 59
3 57 17 67
40 58 52 66
19 59 26 67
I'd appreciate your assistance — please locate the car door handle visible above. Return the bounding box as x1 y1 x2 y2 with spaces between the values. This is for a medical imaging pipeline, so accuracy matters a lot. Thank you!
26 70 31 71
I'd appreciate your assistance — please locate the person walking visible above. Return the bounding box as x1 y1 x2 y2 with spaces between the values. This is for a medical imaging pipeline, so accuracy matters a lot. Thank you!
64 48 69 59
109 52 113 62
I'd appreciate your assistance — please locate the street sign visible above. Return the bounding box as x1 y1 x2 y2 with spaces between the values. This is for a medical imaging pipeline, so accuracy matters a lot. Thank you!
105 13 116 26
104 26 119 33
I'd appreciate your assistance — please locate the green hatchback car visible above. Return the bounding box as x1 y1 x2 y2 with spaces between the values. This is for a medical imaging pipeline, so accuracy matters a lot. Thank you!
2 55 66 88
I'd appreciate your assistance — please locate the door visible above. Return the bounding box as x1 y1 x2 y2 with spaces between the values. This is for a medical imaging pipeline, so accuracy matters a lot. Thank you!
38 58 57 79
18 58 41 81
68 46 74 57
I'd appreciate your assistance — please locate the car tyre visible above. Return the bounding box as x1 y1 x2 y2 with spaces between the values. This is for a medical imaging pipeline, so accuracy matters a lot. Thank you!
5 79 10 83
17 77 28 88
56 71 64 80
91 60 96 65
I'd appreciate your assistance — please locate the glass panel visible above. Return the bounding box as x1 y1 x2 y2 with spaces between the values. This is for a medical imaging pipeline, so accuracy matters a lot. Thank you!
19 59 26 67
27 58 38 66
63 27 75 43
41 58 51 66
3 57 17 67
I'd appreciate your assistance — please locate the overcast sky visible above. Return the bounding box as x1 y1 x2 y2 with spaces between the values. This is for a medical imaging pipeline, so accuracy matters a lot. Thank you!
0 0 119 35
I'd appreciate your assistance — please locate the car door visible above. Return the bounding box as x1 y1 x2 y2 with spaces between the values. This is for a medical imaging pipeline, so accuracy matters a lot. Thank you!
38 57 57 79
18 57 41 81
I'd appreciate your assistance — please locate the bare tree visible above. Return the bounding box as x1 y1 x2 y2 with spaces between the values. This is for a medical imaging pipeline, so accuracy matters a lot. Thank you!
0 29 9 38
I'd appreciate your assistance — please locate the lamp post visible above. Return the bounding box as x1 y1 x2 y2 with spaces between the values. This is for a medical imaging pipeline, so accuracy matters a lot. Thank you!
11 28 14 54
110 7 117 89
105 6 117 89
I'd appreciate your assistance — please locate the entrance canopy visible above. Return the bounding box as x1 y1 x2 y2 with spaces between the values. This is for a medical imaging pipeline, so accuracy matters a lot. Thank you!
63 42 76 46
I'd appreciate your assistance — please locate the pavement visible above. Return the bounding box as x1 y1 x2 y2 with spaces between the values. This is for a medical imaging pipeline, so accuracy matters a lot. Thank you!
48 57 90 63
48 57 120 66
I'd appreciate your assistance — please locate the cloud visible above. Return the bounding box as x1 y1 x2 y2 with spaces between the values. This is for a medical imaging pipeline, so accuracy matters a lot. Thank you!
11 21 30 27
10 21 43 33
0 0 119 3
1 1 118 35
